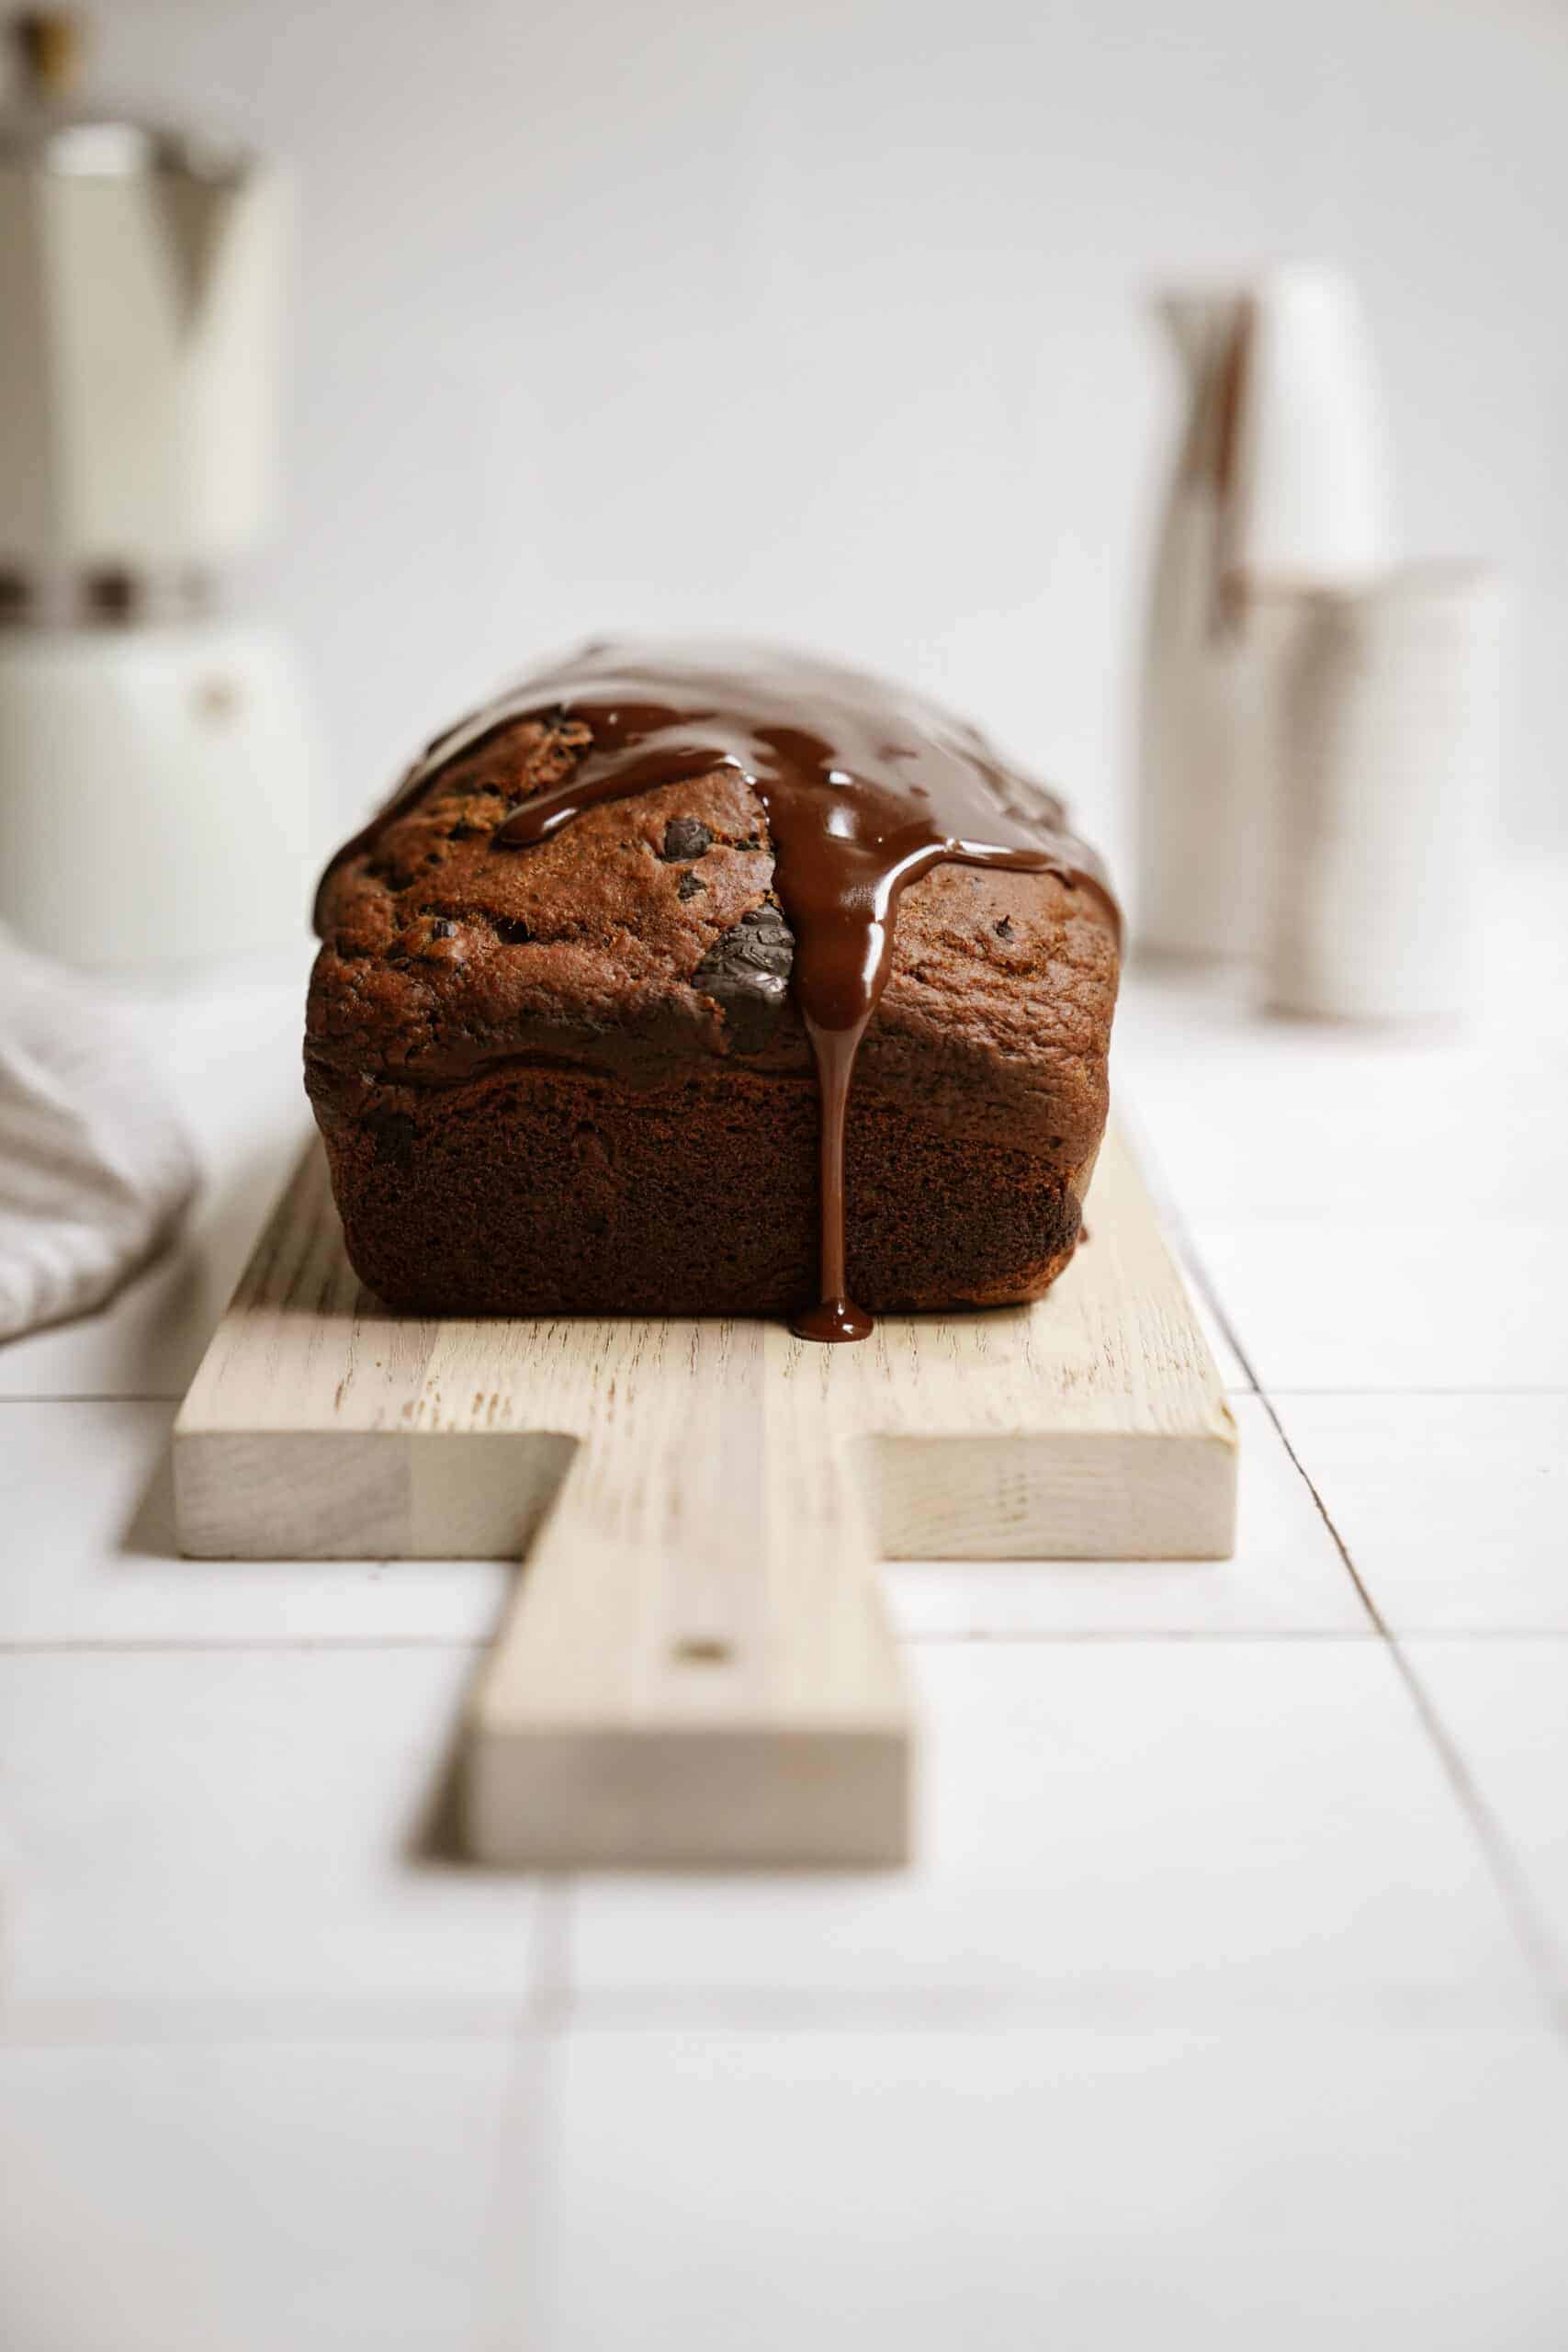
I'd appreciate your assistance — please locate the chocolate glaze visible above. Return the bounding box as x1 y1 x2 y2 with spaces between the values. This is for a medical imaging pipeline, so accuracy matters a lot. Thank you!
316 642 1117 1344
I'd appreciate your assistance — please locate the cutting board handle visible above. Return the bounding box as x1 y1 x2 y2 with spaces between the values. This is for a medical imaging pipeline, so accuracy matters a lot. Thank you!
460 1356 912 1870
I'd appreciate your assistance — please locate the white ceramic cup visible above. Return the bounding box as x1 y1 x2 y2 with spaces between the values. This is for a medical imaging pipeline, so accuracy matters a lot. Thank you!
1261 562 1504 1023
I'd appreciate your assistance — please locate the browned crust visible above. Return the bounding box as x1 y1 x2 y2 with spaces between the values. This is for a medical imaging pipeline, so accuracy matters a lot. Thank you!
307 711 1120 1316
319 1064 1096 1318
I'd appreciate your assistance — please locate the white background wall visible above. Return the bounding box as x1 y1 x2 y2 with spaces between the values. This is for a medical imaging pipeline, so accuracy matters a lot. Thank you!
96 0 1568 873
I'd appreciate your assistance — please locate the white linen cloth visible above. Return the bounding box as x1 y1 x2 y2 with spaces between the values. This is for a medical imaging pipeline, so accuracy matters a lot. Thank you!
0 931 197 1341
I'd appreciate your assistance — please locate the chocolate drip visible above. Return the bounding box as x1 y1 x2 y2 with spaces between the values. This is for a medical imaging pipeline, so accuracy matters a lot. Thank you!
316 643 1117 1344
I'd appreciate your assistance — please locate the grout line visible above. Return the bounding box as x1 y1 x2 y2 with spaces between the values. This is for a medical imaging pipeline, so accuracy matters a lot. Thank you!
6 1628 1565 1662
473 1987 1566 2036
524 1878 577 2035
897 1626 1378 1645
1161 1174 1568 2040
476 2026 565 2352
0 1394 185 1407
0 1636 491 1657
1380 1651 1568 2037
1371 1628 1568 1644
906 1626 1568 1643
3 1989 1553 2049
473 1884 574 2348
1199 1322 1387 1635
0 2012 548 2051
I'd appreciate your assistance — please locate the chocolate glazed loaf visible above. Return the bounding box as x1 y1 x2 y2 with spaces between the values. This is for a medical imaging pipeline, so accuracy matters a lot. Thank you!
306 643 1121 1340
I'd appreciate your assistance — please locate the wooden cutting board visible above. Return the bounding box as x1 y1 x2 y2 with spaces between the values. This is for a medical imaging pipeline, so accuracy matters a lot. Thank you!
173 1125 1235 1869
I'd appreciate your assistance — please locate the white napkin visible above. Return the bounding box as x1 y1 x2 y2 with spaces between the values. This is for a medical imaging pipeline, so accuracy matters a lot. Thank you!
0 932 198 1342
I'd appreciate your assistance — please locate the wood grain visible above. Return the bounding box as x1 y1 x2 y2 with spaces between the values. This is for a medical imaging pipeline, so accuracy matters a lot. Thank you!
174 1124 1235 1865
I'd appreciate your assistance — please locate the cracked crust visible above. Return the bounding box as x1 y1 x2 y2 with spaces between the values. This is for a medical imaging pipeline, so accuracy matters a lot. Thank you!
307 710 1120 1316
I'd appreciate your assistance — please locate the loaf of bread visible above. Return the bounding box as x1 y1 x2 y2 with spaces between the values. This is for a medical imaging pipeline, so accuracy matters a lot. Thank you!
306 643 1120 1340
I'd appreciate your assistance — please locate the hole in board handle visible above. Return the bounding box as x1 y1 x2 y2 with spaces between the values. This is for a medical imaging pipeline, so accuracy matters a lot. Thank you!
671 1637 733 1666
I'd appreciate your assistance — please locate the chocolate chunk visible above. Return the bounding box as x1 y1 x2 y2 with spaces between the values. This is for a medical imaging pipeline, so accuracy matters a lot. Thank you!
693 903 795 1053
661 818 713 862
571 1119 612 1174
676 871 706 901
366 1107 417 1166
995 916 1013 940
397 912 464 965
492 915 532 945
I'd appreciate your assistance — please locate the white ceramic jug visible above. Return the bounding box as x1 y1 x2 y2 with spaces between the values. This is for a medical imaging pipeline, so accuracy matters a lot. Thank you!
1136 265 1392 960
0 20 290 574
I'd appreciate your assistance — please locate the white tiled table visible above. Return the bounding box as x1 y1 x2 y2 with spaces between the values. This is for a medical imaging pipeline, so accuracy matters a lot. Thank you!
3 868 1566 2352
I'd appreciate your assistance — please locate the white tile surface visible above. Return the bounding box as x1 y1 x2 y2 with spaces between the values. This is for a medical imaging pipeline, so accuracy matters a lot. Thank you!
1277 1393 1568 1633
0 2037 534 2352
1404 1642 1568 1985
546 2026 1568 2352
567 1641 1538 2024
1175 1227 1252 1389
4 888 1566 2346
885 1393 1362 1637
0 1648 541 2041
1189 1216 1568 1394
1115 880 1568 1225
0 1401 511 1646
1121 1003 1568 1224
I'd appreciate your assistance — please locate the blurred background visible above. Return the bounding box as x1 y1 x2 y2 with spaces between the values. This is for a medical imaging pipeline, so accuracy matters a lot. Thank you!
52 0 1568 881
